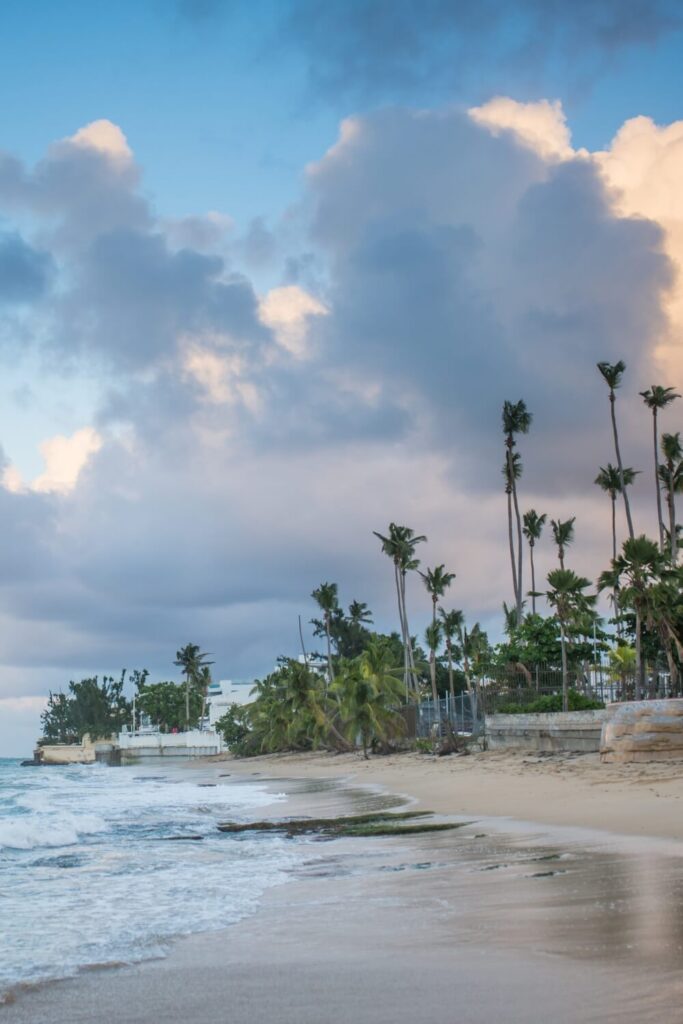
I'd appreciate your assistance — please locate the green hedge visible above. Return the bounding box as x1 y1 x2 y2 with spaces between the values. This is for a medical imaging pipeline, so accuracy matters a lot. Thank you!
495 690 604 715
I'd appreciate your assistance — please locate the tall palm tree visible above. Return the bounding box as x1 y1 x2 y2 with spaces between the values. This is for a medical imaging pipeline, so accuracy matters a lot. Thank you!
503 451 521 622
522 509 546 614
311 582 339 684
594 464 638 562
438 608 462 700
503 400 533 626
599 536 666 701
551 517 575 570
660 432 683 564
348 600 373 627
374 524 426 692
419 564 456 632
545 569 595 712
640 386 680 551
174 643 214 729
424 621 442 705
597 361 635 539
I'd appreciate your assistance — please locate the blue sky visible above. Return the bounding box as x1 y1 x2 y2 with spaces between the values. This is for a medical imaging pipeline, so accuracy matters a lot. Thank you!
3 0 683 226
0 0 682 755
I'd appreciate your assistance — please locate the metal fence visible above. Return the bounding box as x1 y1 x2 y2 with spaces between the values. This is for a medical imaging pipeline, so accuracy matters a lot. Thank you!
416 693 480 739
413 661 676 739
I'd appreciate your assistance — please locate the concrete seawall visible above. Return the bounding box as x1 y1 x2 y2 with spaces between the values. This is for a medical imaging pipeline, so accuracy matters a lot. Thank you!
601 700 683 763
486 711 607 753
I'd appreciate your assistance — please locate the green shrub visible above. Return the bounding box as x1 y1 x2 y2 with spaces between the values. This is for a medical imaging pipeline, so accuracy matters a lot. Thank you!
495 690 604 714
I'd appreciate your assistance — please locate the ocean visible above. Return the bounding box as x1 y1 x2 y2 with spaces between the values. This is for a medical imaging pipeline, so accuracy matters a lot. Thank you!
0 757 303 998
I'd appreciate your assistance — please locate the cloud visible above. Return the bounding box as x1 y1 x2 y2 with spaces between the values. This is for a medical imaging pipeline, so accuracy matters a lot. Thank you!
259 285 327 358
469 97 575 161
0 231 53 304
68 120 133 165
281 0 680 101
0 101 680 740
3 427 103 495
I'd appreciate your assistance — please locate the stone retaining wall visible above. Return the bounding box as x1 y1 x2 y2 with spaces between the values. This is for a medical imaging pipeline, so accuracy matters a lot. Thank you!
600 700 683 763
485 710 607 753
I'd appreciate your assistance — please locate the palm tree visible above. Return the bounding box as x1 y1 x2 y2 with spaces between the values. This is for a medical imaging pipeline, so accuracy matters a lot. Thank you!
594 464 638 562
640 386 680 551
348 600 373 627
503 400 533 626
522 509 546 614
551 517 575 570
333 640 405 758
545 569 595 712
424 621 442 705
503 451 521 621
419 564 456 632
374 524 426 693
660 432 683 564
197 664 213 731
311 582 339 684
597 361 635 539
599 536 665 700
174 644 214 729
438 608 462 700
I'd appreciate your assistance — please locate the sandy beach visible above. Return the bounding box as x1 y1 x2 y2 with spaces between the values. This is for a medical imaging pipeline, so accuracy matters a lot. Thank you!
215 747 683 843
5 750 683 1023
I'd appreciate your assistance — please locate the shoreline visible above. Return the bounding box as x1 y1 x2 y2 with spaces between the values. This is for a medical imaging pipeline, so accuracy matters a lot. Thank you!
208 747 683 843
6 751 683 1022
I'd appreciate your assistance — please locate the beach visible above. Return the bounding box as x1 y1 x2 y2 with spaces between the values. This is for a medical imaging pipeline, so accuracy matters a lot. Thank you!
4 749 683 1023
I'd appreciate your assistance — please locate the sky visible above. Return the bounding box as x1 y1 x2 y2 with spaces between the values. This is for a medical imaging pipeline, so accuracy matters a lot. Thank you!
0 0 682 755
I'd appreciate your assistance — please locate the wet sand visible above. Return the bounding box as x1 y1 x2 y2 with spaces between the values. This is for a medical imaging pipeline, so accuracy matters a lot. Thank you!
6 758 683 1023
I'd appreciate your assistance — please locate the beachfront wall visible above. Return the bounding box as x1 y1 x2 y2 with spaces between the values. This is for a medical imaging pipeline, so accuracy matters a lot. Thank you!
600 700 683 763
37 735 119 765
485 711 607 753
117 729 223 760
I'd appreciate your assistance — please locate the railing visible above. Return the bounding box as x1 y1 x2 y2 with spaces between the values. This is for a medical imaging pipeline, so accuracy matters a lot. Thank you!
415 693 480 739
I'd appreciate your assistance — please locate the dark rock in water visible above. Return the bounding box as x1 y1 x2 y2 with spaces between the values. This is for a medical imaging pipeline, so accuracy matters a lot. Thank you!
197 783 217 787
20 758 41 766
162 835 204 841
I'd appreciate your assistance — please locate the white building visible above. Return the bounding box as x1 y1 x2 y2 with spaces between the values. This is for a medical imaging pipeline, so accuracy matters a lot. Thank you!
207 679 255 726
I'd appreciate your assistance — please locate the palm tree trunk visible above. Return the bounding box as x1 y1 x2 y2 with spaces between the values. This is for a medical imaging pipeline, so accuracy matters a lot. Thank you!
400 571 418 691
635 609 643 701
429 651 438 705
560 622 568 713
610 391 635 539
668 464 677 563
325 614 334 685
529 543 536 615
653 409 665 551
447 644 455 700
511 478 524 624
394 563 409 693
611 494 617 562
185 671 190 729
506 486 518 612
559 546 565 571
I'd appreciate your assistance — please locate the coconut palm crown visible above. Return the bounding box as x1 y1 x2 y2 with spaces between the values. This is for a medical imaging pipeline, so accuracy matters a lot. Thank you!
550 517 576 570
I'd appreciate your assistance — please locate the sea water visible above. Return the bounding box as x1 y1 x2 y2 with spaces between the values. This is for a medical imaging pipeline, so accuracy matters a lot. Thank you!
0 757 301 997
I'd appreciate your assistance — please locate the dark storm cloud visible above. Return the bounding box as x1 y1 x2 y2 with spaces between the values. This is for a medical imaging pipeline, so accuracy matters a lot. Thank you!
0 231 53 304
282 0 680 100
